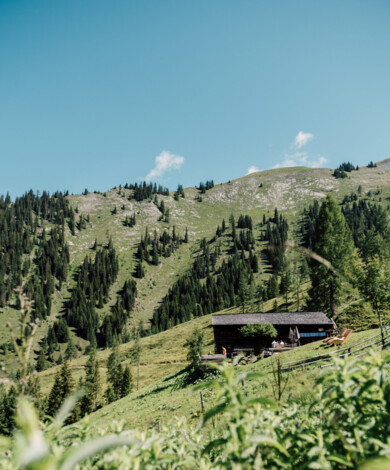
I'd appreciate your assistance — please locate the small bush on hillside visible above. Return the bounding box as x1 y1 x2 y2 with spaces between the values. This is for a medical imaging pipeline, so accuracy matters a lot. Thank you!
184 328 205 370
239 323 277 339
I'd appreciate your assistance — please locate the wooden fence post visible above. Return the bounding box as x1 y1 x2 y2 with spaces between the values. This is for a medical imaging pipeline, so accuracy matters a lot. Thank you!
200 391 205 412
157 420 161 433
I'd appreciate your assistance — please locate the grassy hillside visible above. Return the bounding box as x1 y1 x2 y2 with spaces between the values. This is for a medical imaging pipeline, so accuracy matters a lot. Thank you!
63 159 390 326
73 325 384 433
37 313 214 396
1 160 390 377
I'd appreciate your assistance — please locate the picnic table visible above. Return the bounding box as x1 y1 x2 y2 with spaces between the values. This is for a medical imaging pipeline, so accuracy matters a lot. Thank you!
232 347 254 356
263 345 294 357
200 354 226 364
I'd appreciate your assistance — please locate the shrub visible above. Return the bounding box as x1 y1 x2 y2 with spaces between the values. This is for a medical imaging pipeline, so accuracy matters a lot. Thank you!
239 323 277 339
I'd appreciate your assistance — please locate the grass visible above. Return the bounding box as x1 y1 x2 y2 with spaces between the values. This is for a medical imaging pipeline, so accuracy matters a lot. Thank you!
81 326 383 433
62 159 390 330
1 160 390 381
37 313 215 395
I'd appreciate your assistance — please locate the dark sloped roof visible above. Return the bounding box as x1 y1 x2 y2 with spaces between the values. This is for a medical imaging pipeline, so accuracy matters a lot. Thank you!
212 312 333 326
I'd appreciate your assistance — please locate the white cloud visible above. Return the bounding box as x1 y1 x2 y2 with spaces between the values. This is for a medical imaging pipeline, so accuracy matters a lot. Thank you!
308 156 328 168
246 165 261 175
273 159 296 169
271 131 327 170
145 150 184 181
273 152 327 169
293 131 314 149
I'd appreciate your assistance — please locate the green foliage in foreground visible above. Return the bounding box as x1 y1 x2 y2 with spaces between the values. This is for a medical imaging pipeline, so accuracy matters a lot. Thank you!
2 354 390 469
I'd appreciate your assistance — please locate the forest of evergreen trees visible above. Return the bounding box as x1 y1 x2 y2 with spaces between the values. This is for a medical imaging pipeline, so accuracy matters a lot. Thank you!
150 214 259 333
198 180 214 193
66 240 119 345
151 187 390 332
135 226 188 277
0 190 72 308
1 173 390 437
332 161 359 178
122 181 170 201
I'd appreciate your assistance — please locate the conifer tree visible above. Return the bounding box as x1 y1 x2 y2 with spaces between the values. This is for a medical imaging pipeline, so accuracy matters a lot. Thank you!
255 284 265 312
64 337 78 360
80 348 100 415
238 274 251 313
132 330 141 391
307 194 355 315
280 263 292 310
291 261 305 312
106 340 123 400
46 361 74 417
356 256 390 345
120 365 133 398
36 348 48 372
267 274 279 299
135 261 145 279
0 386 17 435
55 318 69 342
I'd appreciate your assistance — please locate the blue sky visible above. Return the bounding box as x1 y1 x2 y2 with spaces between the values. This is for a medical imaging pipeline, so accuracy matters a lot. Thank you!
1 0 389 198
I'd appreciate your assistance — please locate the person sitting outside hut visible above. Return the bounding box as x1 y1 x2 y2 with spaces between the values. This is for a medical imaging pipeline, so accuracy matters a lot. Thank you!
279 340 285 348
222 346 227 356
271 340 278 348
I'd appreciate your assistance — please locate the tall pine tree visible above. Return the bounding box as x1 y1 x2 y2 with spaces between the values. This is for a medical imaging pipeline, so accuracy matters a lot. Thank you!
307 195 355 315
46 361 74 417
80 348 100 415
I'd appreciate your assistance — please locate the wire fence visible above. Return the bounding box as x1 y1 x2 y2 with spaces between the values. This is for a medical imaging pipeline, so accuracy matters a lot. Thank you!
281 324 390 372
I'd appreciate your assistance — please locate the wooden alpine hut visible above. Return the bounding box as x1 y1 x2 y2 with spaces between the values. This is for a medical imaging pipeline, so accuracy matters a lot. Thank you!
212 312 336 355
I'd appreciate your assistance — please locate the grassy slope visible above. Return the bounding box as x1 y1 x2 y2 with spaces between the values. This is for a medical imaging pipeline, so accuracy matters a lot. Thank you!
83 326 383 433
65 160 390 326
1 160 390 377
38 313 214 395
37 279 389 398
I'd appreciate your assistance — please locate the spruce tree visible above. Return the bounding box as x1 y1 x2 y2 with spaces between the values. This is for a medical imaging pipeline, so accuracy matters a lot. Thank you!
46 369 63 417
0 386 17 435
36 348 48 372
132 330 141 391
280 263 292 311
46 361 74 417
238 274 250 313
106 340 123 400
64 337 78 360
55 318 69 342
120 365 133 398
103 386 116 404
255 284 264 312
80 348 100 415
267 274 279 299
307 194 355 315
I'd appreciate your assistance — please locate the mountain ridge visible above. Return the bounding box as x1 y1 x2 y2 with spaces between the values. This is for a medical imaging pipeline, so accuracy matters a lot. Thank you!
1 160 389 376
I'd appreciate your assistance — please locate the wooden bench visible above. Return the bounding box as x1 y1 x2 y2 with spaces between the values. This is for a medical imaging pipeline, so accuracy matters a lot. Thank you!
328 329 353 346
323 328 347 344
